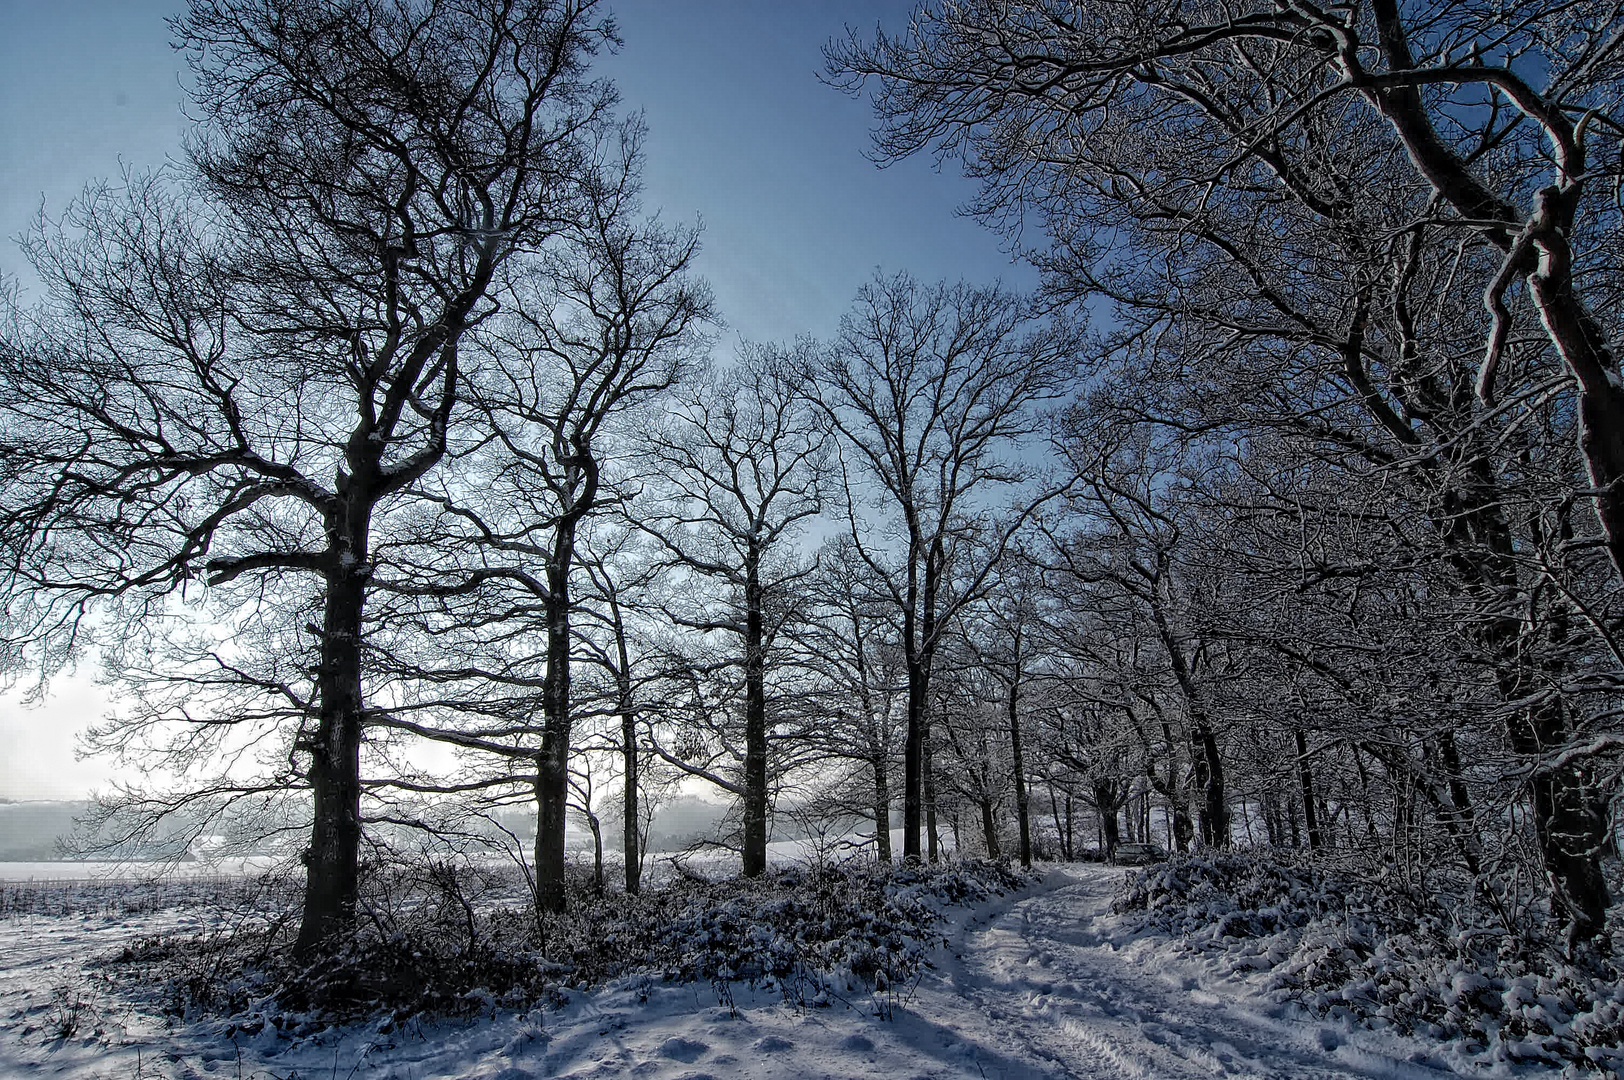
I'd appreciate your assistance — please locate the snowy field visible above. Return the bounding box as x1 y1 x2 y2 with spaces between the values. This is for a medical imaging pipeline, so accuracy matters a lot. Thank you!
0 861 1559 1080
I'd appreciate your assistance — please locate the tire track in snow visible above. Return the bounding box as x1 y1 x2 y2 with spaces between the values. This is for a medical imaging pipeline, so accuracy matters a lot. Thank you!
931 866 1453 1080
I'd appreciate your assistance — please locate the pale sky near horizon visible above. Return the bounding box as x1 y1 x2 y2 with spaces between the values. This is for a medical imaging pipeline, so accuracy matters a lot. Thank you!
0 0 1034 801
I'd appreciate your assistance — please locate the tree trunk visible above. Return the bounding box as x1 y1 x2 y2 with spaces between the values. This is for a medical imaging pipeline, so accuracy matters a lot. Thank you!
980 797 1000 859
534 522 578 913
925 728 941 862
620 671 640 896
586 809 604 892
1006 637 1032 868
1160 721 1194 853
1295 729 1322 851
873 755 892 862
741 550 768 878
1150 602 1227 848
293 560 368 957
1191 726 1229 848
1047 783 1066 860
902 648 926 863
1510 702 1612 948
1097 784 1122 861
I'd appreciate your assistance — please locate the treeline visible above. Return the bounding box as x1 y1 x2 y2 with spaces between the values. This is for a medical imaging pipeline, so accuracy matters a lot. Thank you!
1 0 1621 967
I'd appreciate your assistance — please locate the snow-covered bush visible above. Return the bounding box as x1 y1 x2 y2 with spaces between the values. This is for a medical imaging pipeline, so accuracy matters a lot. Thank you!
110 855 1030 1028
1113 852 1624 1072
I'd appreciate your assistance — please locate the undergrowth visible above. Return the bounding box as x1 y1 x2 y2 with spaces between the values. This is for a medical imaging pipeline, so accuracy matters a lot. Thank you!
1112 852 1624 1074
98 855 1030 1033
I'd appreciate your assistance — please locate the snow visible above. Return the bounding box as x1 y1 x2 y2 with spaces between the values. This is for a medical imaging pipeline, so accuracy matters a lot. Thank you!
0 864 1574 1080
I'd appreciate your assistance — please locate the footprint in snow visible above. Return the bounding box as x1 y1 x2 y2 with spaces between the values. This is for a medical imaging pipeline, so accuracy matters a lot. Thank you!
839 1034 875 1052
753 1036 794 1053
659 1036 709 1062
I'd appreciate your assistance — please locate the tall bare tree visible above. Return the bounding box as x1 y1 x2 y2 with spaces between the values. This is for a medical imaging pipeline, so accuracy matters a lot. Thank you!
0 0 620 953
380 137 713 912
640 347 827 876
805 272 1077 862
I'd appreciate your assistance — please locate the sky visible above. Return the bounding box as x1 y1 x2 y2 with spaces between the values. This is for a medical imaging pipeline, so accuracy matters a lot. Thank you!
0 0 1033 801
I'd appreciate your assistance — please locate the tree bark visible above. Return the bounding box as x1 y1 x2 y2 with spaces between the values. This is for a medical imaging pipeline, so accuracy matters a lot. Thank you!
1097 783 1122 860
294 557 368 957
1006 632 1032 868
980 797 1000 859
741 548 768 878
620 669 640 896
1295 729 1322 852
902 615 925 863
925 728 941 862
534 517 579 913
873 756 892 862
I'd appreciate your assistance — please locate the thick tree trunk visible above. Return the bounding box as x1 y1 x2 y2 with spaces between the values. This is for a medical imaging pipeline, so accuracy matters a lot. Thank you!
902 648 926 863
1159 720 1193 853
980 798 1000 859
294 562 368 957
611 608 641 896
1510 703 1612 948
534 525 577 913
1097 783 1122 860
925 729 940 862
1191 726 1229 848
904 541 944 863
741 553 768 878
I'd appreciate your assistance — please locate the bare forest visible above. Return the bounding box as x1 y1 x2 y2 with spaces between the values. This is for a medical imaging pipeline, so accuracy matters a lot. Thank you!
2 1 1623 1075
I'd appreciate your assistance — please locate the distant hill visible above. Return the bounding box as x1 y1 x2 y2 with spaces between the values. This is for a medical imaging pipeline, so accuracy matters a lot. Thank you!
0 794 750 861
0 800 92 860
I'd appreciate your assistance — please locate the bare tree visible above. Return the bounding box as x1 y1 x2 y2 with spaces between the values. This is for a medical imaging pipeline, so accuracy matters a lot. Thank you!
805 272 1077 862
573 519 664 894
829 0 1624 580
381 137 713 912
1048 420 1232 847
640 347 827 877
961 551 1048 867
798 534 908 861
830 0 1624 946
0 0 618 954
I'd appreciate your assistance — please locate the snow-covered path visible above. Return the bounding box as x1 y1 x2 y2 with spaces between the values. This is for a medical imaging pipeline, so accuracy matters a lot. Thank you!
905 866 1448 1080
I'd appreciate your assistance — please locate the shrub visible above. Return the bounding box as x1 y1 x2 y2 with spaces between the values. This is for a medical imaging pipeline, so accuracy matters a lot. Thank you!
105 855 1032 1029
1113 851 1624 1072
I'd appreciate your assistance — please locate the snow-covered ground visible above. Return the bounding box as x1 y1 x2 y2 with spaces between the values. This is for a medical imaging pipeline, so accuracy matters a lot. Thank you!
0 864 1555 1079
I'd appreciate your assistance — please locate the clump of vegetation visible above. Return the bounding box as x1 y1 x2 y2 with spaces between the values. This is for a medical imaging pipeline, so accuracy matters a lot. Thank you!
101 856 1030 1031
1114 852 1624 1072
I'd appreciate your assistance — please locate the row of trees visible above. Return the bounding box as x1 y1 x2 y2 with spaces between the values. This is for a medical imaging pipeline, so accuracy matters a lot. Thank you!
1 0 1620 966
829 0 1624 951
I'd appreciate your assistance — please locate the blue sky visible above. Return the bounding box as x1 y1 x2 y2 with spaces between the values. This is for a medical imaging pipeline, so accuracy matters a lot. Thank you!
0 0 1033 344
0 0 1033 800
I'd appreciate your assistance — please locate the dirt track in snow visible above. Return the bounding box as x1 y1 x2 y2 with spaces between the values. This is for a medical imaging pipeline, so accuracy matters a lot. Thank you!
904 865 1457 1079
